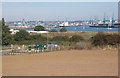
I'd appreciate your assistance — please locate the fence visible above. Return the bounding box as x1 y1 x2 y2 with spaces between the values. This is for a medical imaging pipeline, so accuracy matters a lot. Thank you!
2 45 66 55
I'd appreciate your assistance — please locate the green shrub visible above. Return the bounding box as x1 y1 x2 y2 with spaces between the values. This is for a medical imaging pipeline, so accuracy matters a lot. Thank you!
49 29 58 32
52 35 69 41
60 28 67 32
34 25 45 31
2 18 13 45
30 34 48 42
2 33 13 45
70 35 84 42
14 30 30 41
30 34 42 40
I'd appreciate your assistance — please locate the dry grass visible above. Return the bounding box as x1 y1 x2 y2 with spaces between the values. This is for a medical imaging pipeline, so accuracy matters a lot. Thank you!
74 41 92 50
31 32 119 40
31 32 97 41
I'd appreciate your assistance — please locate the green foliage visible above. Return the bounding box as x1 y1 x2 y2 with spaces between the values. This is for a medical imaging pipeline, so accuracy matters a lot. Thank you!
12 40 47 45
30 34 42 40
49 29 58 32
52 35 69 41
2 18 13 45
13 34 48 45
2 18 10 33
34 25 45 31
14 30 30 41
0 21 1 26
0 20 2 45
60 28 67 32
2 18 5 26
2 32 13 45
30 34 47 41
70 35 84 42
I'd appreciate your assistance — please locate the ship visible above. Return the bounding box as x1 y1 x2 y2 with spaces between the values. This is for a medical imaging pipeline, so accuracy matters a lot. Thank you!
89 13 120 28
58 22 70 28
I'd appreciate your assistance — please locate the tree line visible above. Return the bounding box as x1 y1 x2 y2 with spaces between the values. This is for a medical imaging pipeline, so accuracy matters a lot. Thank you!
1 18 120 48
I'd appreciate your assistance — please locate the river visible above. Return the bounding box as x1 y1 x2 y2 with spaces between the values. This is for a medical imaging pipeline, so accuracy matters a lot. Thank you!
17 26 119 32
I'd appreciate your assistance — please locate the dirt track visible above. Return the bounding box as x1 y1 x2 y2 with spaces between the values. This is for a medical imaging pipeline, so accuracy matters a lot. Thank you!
2 49 118 76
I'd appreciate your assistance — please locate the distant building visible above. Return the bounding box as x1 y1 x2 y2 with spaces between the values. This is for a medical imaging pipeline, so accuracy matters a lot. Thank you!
10 29 49 34
89 20 93 25
64 22 69 26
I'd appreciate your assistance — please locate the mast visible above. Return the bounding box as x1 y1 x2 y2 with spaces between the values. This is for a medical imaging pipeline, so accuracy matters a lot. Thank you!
89 16 92 25
57 16 60 26
94 16 98 25
112 13 115 25
103 13 106 25
22 18 26 26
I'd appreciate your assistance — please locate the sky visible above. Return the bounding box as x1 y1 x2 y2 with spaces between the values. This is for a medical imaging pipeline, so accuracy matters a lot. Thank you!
1 0 120 2
2 2 118 21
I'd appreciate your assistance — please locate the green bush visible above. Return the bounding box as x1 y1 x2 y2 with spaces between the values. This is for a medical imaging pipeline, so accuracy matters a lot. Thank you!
60 28 67 32
13 34 49 45
14 30 30 41
49 29 58 32
30 34 42 40
2 18 13 45
2 33 13 45
34 25 45 31
12 40 47 45
70 35 84 42
52 35 69 41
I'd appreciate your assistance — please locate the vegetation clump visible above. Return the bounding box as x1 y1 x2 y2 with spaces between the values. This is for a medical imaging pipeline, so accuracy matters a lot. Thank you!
2 18 120 50
34 25 45 31
70 35 84 42
74 41 92 50
91 32 120 47
49 29 58 32
60 28 67 32
14 30 30 41
52 35 69 41
2 18 13 45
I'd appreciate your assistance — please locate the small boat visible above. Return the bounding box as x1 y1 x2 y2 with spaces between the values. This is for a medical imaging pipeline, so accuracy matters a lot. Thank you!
107 28 112 30
83 27 85 29
59 26 70 27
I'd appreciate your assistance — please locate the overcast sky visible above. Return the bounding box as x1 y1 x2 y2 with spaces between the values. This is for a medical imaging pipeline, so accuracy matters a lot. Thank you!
2 2 118 21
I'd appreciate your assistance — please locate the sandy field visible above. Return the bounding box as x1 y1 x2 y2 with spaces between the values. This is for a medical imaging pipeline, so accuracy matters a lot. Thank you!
2 49 118 76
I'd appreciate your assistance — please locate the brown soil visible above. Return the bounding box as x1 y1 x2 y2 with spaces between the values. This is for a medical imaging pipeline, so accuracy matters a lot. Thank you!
2 49 118 76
